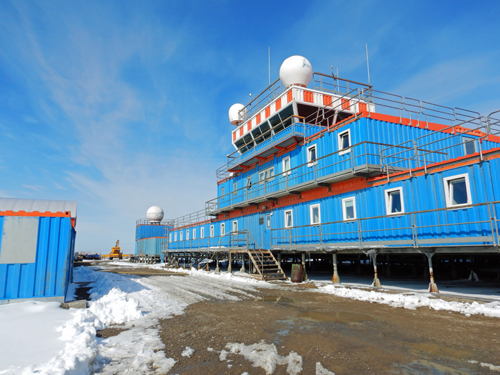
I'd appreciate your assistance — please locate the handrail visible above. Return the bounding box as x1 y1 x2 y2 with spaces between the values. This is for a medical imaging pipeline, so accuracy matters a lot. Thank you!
207 139 451 214
271 200 500 250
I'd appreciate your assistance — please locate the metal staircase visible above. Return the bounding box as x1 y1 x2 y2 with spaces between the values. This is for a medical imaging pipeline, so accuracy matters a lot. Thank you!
247 248 287 281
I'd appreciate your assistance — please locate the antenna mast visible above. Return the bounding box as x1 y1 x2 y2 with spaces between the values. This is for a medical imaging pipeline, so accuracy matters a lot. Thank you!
268 47 271 85
365 43 371 85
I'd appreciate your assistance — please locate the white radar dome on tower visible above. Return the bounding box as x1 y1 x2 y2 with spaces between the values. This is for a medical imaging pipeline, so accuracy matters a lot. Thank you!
147 206 164 224
228 103 247 125
279 55 313 88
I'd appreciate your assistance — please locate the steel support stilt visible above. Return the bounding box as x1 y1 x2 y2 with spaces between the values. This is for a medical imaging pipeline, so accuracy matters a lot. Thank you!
426 253 439 293
240 253 246 273
301 253 308 281
215 252 220 273
369 251 381 288
332 253 340 284
228 252 232 273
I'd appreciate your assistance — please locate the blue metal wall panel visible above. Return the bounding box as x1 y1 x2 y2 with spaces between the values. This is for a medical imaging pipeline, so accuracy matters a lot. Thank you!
135 237 167 256
0 216 74 303
136 224 169 240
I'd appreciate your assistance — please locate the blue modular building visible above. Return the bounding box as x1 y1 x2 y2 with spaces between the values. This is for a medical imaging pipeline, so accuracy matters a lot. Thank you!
134 215 172 262
159 56 500 288
0 198 77 304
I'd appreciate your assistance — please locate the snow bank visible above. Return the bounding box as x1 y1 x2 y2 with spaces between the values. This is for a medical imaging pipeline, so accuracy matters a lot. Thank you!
318 285 500 318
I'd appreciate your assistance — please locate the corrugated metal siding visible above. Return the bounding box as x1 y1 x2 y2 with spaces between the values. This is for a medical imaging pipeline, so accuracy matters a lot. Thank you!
135 237 167 256
0 216 74 302
136 224 169 240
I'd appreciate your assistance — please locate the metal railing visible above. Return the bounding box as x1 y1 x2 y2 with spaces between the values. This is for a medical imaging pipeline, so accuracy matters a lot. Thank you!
171 209 214 229
271 201 500 251
206 139 451 214
167 229 258 252
136 218 175 226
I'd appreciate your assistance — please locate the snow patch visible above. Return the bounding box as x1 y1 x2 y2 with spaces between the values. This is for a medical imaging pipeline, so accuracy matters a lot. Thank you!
318 285 500 318
221 341 302 375
181 346 195 358
316 362 335 375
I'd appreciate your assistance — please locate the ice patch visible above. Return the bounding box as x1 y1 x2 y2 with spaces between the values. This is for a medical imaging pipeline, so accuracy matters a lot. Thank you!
221 340 302 375
316 361 335 375
182 346 195 358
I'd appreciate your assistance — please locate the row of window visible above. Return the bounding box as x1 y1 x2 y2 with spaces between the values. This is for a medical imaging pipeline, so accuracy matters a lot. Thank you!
170 221 239 242
176 173 472 241
223 133 478 198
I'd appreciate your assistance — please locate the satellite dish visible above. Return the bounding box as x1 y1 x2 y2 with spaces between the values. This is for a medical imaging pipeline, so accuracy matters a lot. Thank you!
147 206 164 224
228 103 247 125
279 55 313 88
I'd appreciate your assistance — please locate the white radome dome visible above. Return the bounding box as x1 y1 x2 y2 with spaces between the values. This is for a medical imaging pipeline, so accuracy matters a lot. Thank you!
228 103 247 125
279 55 313 88
147 206 164 224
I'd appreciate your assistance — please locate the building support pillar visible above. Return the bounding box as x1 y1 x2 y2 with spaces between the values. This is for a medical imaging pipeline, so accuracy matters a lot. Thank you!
369 250 381 288
332 253 340 284
228 252 232 273
240 253 246 273
215 252 220 272
426 253 439 293
301 253 308 281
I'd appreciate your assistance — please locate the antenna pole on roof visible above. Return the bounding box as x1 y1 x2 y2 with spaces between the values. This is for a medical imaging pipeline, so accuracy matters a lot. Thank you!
268 46 271 85
365 43 371 85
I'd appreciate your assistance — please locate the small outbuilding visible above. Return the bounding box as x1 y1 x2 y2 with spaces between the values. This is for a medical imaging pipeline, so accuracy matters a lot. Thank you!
0 198 77 304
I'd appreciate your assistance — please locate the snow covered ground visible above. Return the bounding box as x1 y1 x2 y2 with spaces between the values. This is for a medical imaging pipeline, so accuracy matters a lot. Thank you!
1 261 500 374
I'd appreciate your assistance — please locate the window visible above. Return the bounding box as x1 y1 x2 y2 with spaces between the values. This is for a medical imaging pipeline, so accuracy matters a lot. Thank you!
444 174 472 207
284 210 293 228
180 231 183 241
221 223 225 236
342 197 356 220
247 176 252 189
233 181 237 196
463 136 476 155
174 232 177 242
310 204 321 224
200 227 205 238
282 156 291 175
186 230 189 241
338 129 351 155
169 233 172 242
233 221 238 232
307 145 317 166
259 167 275 183
210 225 214 237
193 228 196 240
221 187 225 196
385 187 404 215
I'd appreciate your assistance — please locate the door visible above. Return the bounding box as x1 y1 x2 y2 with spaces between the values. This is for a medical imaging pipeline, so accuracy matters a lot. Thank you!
263 213 272 249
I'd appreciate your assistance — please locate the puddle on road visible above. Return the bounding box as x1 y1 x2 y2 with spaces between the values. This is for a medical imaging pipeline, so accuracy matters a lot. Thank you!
394 341 480 374
394 359 475 375
261 295 296 304
299 310 373 323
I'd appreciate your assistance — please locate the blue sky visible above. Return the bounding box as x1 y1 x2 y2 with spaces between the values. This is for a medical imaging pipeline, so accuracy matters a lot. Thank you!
0 0 499 253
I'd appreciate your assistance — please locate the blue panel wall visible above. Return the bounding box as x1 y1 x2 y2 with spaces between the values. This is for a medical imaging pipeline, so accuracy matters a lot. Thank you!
136 224 169 240
171 156 500 251
135 237 168 256
0 216 75 303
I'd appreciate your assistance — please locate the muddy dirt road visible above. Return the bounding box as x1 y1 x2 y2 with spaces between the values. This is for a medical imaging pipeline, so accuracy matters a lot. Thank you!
159 286 499 375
